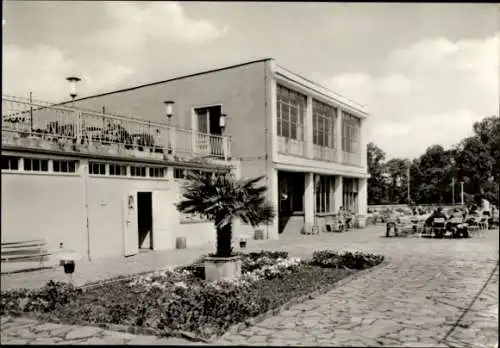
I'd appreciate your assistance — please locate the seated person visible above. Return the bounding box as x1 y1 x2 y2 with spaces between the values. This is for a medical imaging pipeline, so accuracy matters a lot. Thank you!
425 207 447 227
344 209 354 229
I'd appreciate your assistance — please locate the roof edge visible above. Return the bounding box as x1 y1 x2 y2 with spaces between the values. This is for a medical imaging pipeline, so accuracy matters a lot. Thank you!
61 57 274 105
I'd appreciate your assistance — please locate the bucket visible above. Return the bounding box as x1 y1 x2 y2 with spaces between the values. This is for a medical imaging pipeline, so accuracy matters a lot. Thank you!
176 237 187 249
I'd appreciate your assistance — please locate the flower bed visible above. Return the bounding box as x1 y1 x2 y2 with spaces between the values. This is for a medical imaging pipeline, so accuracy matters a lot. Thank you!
0 250 384 340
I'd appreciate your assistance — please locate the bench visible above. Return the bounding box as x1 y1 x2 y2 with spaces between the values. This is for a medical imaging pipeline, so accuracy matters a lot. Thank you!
1 239 50 266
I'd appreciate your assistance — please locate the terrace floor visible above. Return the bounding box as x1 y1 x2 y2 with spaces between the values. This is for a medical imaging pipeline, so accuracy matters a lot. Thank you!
1 226 498 346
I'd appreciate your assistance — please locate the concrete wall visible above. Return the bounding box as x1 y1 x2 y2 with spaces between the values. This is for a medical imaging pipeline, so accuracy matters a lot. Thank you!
72 61 271 176
1 172 86 262
1 159 218 262
72 61 273 242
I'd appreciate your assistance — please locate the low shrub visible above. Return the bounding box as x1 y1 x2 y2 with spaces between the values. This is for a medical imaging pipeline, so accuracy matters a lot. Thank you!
0 281 82 316
310 250 384 270
1 249 383 340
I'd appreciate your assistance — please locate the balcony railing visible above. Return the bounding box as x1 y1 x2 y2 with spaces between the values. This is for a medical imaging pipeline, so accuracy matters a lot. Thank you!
2 95 230 162
277 136 306 157
342 151 362 166
313 144 337 162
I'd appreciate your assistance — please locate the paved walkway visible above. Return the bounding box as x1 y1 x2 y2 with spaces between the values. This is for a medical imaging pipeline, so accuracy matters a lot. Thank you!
217 230 499 347
1 226 498 346
0 227 385 291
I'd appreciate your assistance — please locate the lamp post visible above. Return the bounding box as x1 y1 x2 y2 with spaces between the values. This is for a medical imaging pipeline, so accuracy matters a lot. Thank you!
407 164 411 205
66 76 81 144
460 181 464 205
163 101 175 154
220 113 227 160
66 76 81 102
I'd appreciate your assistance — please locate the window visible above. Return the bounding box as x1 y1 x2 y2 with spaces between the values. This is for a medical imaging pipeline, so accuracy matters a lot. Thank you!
174 168 186 179
130 166 147 177
149 167 167 178
315 175 333 213
343 178 358 213
53 160 77 173
277 84 306 140
342 112 360 154
1 156 20 170
89 162 106 175
109 163 127 176
313 100 336 148
24 158 49 172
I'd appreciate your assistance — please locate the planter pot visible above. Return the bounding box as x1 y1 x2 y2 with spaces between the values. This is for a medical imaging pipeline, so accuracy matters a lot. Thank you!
150 152 163 161
176 237 187 249
356 215 367 229
204 255 242 281
254 229 266 240
61 260 75 274
27 136 41 148
39 138 57 151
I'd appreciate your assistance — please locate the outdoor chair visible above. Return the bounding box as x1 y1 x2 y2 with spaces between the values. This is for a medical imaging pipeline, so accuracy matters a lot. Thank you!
324 215 342 233
432 218 446 238
467 217 481 237
413 220 426 238
478 217 489 232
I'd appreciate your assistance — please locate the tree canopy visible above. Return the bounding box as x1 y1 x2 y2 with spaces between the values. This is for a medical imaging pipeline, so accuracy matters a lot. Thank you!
367 116 499 206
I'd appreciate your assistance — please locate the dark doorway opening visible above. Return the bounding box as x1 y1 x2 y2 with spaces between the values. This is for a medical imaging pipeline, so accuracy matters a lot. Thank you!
137 192 153 250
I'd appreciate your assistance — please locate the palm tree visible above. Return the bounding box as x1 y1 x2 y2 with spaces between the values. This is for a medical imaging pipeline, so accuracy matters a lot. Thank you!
176 172 275 257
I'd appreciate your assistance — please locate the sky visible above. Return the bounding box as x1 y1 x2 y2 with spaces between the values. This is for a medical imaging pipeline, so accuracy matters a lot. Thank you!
2 2 499 159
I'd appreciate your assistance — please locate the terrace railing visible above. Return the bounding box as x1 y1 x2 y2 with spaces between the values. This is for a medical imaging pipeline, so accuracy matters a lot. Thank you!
2 95 231 161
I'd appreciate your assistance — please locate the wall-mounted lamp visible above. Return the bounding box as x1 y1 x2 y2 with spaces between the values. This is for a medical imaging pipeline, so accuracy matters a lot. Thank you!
164 100 175 119
66 76 81 100
219 113 227 131
128 195 135 210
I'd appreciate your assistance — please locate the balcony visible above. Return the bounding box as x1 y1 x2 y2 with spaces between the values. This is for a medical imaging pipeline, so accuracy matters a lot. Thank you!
342 151 362 167
313 144 337 162
277 136 306 157
1 95 231 163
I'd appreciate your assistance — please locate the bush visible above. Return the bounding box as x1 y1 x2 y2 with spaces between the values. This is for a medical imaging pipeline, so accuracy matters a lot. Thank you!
0 281 82 316
310 250 384 270
1 250 384 340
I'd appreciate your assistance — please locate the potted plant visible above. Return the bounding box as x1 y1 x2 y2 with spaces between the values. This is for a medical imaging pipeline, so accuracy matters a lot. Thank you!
177 173 274 281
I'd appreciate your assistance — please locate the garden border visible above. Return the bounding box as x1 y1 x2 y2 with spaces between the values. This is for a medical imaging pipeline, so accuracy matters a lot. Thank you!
3 258 389 343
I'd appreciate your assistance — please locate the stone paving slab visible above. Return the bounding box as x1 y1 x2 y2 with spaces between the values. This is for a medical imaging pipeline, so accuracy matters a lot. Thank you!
1 227 498 346
215 230 499 346
0 316 197 345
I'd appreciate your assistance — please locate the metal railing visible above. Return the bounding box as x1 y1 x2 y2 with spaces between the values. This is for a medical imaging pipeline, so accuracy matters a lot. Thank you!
2 95 230 161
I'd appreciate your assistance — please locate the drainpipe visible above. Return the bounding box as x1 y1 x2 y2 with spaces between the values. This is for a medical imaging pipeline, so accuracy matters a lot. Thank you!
83 161 91 261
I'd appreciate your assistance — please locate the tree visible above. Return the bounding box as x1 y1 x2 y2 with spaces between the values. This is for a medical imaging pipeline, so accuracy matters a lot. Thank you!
367 142 387 204
176 173 275 257
385 158 411 204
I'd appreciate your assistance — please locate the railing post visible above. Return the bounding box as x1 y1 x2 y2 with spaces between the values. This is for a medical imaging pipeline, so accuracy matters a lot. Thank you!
169 125 175 154
75 110 82 144
223 136 229 161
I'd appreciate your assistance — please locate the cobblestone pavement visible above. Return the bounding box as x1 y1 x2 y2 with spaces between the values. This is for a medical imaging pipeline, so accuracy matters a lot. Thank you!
0 317 197 345
216 230 499 347
1 227 498 346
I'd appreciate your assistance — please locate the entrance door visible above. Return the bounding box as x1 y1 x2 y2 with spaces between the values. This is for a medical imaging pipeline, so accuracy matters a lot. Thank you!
152 189 175 250
137 192 153 250
123 192 139 256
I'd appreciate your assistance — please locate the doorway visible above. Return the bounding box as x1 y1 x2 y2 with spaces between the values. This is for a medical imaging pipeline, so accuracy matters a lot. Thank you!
137 191 153 250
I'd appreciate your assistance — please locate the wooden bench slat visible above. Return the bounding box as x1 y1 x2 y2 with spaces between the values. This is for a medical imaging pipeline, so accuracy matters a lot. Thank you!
1 252 52 262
